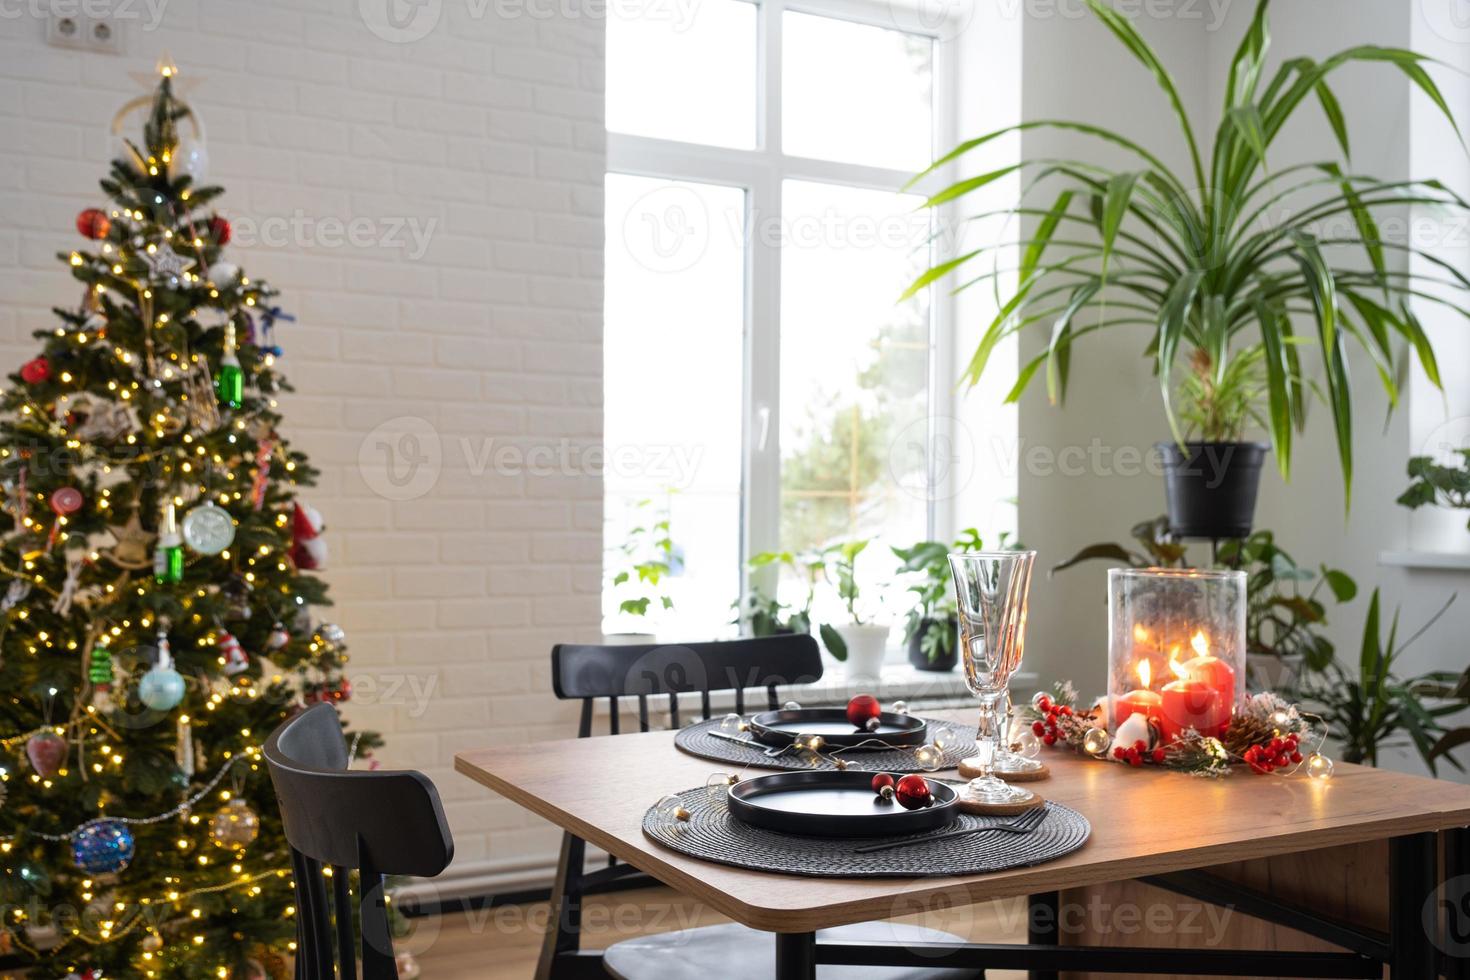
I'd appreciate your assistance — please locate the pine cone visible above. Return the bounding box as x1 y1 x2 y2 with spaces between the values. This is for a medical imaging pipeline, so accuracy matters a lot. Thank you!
1223 713 1275 755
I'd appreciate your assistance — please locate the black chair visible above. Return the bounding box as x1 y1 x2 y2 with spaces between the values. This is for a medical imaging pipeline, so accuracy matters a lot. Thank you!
542 635 979 980
264 703 454 980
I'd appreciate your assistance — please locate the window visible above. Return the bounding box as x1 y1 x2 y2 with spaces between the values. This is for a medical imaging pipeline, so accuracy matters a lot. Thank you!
603 0 955 640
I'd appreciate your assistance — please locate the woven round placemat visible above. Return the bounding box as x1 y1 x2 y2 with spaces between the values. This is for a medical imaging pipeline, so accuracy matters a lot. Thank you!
674 716 977 773
642 787 1091 878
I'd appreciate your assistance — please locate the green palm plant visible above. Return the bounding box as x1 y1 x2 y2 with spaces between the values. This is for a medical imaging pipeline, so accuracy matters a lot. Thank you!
907 0 1466 504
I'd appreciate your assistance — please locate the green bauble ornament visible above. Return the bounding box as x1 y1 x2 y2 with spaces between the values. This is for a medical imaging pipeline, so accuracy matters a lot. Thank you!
216 321 243 410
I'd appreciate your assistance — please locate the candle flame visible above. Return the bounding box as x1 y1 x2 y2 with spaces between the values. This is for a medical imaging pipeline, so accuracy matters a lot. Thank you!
1136 659 1151 689
1132 623 1150 644
1190 630 1210 658
1169 657 1189 680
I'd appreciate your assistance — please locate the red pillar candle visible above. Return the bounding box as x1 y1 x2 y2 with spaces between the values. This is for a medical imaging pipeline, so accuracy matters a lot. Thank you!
1159 679 1223 742
1114 688 1162 727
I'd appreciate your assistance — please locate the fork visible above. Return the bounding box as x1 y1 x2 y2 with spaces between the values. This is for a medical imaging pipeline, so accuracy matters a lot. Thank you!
854 804 1049 853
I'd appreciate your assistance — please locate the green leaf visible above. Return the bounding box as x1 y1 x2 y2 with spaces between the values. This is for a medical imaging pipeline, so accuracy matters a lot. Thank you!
1429 728 1470 765
1315 80 1350 159
818 623 847 662
921 163 1026 209
1156 269 1205 443
1224 0 1271 110
1099 172 1141 281
1081 0 1207 191
1020 190 1075 283
1046 282 1100 406
1255 300 1294 479
901 248 983 301
1359 589 1383 702
1227 106 1270 171
1323 568 1358 603
1051 543 1137 575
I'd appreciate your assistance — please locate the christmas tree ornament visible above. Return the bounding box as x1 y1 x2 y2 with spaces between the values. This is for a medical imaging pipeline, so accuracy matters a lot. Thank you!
71 819 135 874
88 643 113 691
176 715 195 778
139 635 185 711
19 357 50 384
207 260 240 285
182 499 235 554
267 622 290 650
912 744 942 771
167 131 209 182
49 487 82 516
222 573 253 619
75 208 111 240
153 502 183 584
182 360 223 432
219 631 249 676
105 512 154 568
871 772 895 794
2 580 31 612
289 500 328 570
215 321 244 410
142 933 163 952
257 305 294 358
318 622 346 646
894 774 932 810
845 693 881 729
1306 753 1334 780
26 732 67 778
142 240 195 281
209 797 260 848
250 437 275 509
208 214 231 244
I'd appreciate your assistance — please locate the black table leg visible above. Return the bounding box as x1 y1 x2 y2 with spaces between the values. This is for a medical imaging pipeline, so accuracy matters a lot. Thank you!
1445 827 1470 980
1390 832 1437 978
1029 891 1060 980
777 931 816 980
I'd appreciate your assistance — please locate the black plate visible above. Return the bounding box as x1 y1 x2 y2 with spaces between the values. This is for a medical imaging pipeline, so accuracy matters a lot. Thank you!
747 707 927 750
727 770 958 838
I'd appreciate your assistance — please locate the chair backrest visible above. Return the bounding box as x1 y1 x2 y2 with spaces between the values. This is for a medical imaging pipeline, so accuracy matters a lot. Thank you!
551 634 823 736
264 704 454 980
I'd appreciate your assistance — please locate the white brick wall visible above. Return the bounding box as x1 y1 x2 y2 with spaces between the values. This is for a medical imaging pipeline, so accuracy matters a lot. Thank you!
0 0 604 883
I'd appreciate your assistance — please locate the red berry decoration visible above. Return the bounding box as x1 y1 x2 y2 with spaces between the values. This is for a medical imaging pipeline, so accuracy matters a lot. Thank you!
871 773 895 794
20 357 50 385
845 694 881 729
76 208 110 240
1031 721 1046 736
209 215 232 245
894 774 932 810
1151 748 1166 764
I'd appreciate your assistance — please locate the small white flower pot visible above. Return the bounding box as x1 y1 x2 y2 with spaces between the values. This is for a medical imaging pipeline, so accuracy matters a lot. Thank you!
601 632 657 646
835 623 890 681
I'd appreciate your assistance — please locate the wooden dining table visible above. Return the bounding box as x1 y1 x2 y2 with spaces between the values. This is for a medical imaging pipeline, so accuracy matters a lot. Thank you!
456 709 1470 979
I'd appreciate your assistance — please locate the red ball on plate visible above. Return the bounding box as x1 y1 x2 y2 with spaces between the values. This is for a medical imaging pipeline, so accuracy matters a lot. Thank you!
846 693 881 729
894 774 932 810
19 357 50 385
50 487 83 515
871 772 894 794
76 208 110 240
209 215 232 245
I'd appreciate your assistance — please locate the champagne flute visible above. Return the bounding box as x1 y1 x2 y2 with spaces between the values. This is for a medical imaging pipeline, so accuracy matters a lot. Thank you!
948 551 1037 805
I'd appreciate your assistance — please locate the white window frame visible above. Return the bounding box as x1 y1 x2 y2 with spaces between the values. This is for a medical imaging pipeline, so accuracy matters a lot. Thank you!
606 0 963 604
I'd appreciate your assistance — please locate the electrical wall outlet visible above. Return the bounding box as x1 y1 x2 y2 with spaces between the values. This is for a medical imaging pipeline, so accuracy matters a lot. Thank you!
46 10 124 54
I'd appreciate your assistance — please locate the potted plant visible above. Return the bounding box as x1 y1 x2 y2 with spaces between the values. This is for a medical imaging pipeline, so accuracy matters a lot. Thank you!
909 0 1463 534
892 528 998 672
1398 447 1470 530
816 540 889 680
733 550 817 637
605 499 676 644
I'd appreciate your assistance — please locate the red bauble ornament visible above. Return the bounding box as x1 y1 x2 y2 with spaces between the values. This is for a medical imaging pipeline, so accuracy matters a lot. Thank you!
846 693 881 729
870 772 894 794
76 208 110 240
894 774 932 810
19 357 50 385
50 487 83 515
209 215 232 245
26 731 67 778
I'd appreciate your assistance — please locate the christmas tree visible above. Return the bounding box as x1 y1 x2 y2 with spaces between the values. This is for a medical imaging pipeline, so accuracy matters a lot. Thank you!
0 63 377 978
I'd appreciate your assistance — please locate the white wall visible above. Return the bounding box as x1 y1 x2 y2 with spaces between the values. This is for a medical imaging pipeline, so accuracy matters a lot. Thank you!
1005 0 1470 777
0 0 604 887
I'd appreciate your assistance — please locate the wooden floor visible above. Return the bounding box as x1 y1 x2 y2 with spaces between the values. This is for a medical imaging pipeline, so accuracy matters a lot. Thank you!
407 885 1029 978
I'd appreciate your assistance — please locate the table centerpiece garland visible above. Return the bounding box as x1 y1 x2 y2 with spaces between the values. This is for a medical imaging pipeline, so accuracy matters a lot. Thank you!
1023 682 1334 779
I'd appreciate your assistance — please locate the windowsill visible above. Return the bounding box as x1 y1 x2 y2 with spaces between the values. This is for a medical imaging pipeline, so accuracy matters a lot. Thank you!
1379 550 1470 572
593 656 1036 716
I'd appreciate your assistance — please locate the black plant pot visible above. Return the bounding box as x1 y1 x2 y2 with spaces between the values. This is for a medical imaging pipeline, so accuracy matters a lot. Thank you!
907 617 958 672
1156 440 1268 539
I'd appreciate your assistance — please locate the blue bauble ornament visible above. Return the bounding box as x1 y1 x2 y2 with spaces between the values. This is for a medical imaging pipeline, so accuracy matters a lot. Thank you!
138 661 185 711
72 819 135 873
